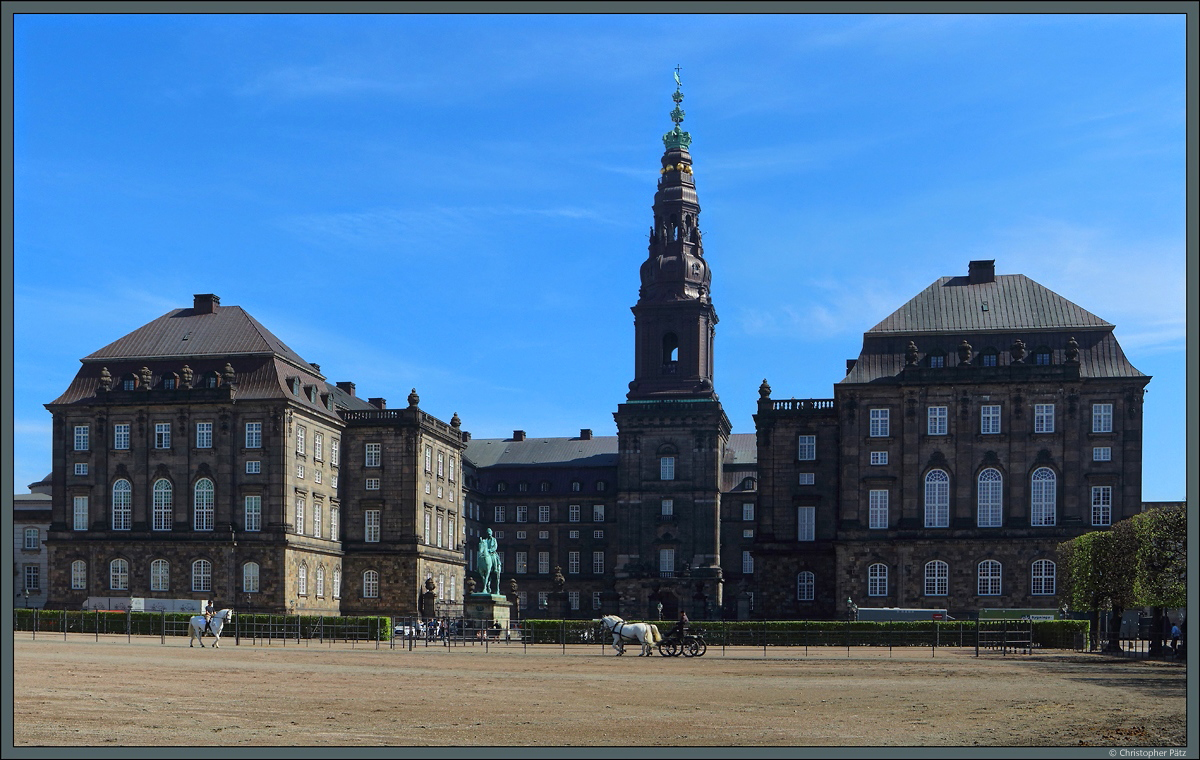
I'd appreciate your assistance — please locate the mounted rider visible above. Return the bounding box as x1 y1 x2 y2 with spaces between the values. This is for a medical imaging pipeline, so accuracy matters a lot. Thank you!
203 601 216 635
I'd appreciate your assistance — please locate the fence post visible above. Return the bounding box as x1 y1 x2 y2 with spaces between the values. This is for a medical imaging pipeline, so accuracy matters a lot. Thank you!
127 609 132 643
162 610 166 646
975 616 980 658
95 610 99 642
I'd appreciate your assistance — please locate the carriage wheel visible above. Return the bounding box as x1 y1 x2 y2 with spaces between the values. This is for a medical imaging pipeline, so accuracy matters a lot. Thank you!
683 638 706 657
691 638 707 657
660 640 680 657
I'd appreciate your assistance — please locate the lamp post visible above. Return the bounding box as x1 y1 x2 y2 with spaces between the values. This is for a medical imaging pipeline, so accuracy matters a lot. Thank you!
656 601 663 620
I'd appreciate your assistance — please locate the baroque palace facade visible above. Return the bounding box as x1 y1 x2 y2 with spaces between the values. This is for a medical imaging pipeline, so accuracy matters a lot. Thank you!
42 83 1149 620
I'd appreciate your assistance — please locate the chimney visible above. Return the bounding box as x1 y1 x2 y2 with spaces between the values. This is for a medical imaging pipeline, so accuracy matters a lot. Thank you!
846 359 858 374
968 260 995 284
580 429 593 440
336 381 356 396
309 362 321 373
368 397 386 410
193 293 220 314
513 430 526 441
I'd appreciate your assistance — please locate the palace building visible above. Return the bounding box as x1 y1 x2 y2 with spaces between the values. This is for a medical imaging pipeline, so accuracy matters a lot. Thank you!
41 81 1149 620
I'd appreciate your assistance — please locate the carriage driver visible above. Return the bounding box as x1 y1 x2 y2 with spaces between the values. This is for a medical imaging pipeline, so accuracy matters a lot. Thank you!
203 601 216 635
667 611 688 641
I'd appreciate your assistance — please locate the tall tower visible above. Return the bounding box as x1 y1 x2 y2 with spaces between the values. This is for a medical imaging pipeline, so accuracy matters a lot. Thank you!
614 70 730 620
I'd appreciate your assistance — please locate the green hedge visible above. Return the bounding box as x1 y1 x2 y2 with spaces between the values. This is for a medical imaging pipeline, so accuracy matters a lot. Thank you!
12 609 393 640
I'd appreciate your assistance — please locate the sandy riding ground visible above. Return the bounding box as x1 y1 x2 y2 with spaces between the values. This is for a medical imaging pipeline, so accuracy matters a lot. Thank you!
11 634 1187 748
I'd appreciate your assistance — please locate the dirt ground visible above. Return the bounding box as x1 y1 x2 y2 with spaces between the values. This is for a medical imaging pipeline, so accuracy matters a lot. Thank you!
10 633 1188 748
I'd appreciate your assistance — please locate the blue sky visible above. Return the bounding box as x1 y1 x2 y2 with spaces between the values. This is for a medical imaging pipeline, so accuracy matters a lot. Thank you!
11 13 1188 500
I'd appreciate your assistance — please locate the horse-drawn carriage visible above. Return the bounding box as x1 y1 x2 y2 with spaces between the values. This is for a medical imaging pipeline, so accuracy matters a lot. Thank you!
599 615 707 657
657 630 707 657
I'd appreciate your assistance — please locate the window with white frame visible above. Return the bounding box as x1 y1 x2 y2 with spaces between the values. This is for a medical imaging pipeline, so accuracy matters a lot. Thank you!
538 551 550 574
363 570 379 598
568 591 580 610
869 490 888 529
365 478 380 490
312 432 323 461
797 571 814 601
425 446 433 473
331 508 339 540
516 552 528 574
660 456 675 480
516 530 527 540
314 503 322 539
1034 404 1055 433
592 592 602 610
494 505 505 522
194 479 215 531
365 510 380 542
538 591 549 609
73 496 89 531
924 560 948 596
797 435 816 460
978 560 1002 596
192 559 212 592
72 560 86 590
593 529 604 539
142 558 167 593
1030 468 1057 526
659 548 675 575
927 406 948 436
929 354 945 368
981 405 1001 435
23 527 39 550
516 505 528 523
112 480 132 531
1031 560 1056 595
155 422 171 449
1093 403 1113 433
1094 446 1112 462
294 497 305 535
152 479 172 531
114 423 130 450
242 562 259 592
539 505 550 523
568 504 580 522
569 551 580 574
315 566 325 597
333 567 341 598
569 530 579 539
593 551 604 574
75 462 88 476
110 558 129 590
870 451 888 465
74 425 89 451
743 528 754 538
924 470 950 528
798 473 815 485
314 469 322 485
977 468 1003 527
593 505 605 522
21 567 36 593
196 422 213 449
246 460 261 474
436 515 443 547
1091 486 1112 526
870 408 889 437
661 499 674 517
449 456 455 481
245 421 262 449
298 564 308 596
797 507 815 541
423 512 431 545
365 443 381 467
331 439 340 466
868 563 888 597
595 481 607 492
743 503 754 521
245 495 261 531
296 463 305 479
538 530 549 540
742 550 754 574
296 426 306 455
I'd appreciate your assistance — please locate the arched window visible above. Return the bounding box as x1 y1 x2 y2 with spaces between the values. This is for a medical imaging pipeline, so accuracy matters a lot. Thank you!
192 559 212 592
112 479 132 531
978 560 1002 596
71 560 87 590
193 478 214 531
333 567 342 599
1031 560 1056 595
110 558 129 590
243 562 260 593
316 566 325 597
662 332 679 367
540 481 551 493
924 560 948 596
796 571 815 601
977 469 1003 527
152 479 173 531
150 559 170 591
571 481 581 493
363 570 379 598
1030 468 1057 526
298 564 308 595
868 563 888 597
924 470 950 528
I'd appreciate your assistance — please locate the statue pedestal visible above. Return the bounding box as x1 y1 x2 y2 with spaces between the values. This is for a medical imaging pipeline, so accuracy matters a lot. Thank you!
463 593 512 632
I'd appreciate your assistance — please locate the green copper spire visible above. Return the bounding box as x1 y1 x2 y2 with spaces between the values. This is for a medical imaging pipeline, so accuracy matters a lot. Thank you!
662 65 692 151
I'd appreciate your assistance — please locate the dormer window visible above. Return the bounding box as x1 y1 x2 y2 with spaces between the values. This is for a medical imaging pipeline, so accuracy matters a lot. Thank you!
981 350 998 367
205 373 220 389
518 482 529 493
161 373 179 390
495 482 507 493
121 374 138 391
540 481 551 492
1034 348 1053 366
928 353 946 368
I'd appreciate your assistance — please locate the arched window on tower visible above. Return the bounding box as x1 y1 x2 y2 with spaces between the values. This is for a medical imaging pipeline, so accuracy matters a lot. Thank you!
662 333 679 373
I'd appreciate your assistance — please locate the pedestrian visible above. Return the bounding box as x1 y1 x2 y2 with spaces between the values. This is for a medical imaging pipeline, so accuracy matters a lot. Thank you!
1171 621 1181 654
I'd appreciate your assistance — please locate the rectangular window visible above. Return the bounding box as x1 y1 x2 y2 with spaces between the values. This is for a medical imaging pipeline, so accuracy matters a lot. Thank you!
294 497 305 535
331 439 340 466
365 478 380 490
798 473 815 486
1034 404 1055 434
436 515 444 547
314 469 322 484
245 496 261 531
365 510 380 542
72 561 86 590
516 505 528 523
593 592 602 610
1091 486 1113 526
425 446 433 473
516 552 528 574
437 451 444 478
25 566 40 592
539 505 550 523
494 506 505 523
73 496 88 531
245 422 262 449
593 552 604 574
313 504 322 539
74 425 89 451
538 592 548 609
569 504 580 522
314 432 324 461
568 591 580 610
1093 447 1112 462
593 529 604 539
365 443 381 467
1093 403 1113 433
246 460 261 474
332 474 339 489
538 551 550 574
424 512 431 545
661 499 674 516
797 506 815 542
742 550 754 574
155 422 171 449
516 530 527 540
74 462 88 476
869 408 889 437
296 464 305 479
196 422 213 449
24 528 39 550
982 353 997 367
569 551 580 574
538 530 549 540
114 423 130 450
927 406 948 436
929 355 945 368
869 490 888 529
743 528 754 538
569 530 579 539
659 548 675 575
449 456 455 481
331 508 339 540
981 405 1001 435
660 456 675 480
593 505 605 522
742 503 754 521
296 425 306 455
870 451 888 465
797 435 816 461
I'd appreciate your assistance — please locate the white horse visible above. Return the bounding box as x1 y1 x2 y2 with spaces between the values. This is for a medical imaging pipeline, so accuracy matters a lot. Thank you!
600 614 662 656
189 608 234 648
